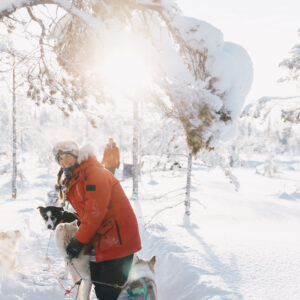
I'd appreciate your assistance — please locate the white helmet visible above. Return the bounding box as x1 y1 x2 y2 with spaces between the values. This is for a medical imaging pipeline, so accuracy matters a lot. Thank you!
52 141 79 163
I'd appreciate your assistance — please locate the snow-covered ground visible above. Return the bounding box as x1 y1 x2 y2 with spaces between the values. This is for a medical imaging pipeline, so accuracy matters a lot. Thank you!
0 154 300 299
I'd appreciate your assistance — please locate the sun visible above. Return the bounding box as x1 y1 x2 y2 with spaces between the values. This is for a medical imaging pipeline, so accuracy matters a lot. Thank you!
95 35 155 97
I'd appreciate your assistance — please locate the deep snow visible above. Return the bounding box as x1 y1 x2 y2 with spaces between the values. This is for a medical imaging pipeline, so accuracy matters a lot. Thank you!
0 153 300 299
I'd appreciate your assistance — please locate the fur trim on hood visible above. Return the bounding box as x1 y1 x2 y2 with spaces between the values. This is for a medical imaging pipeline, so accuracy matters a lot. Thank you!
77 143 97 164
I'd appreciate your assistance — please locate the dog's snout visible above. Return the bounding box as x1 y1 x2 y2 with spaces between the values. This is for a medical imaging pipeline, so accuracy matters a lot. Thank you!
47 225 52 229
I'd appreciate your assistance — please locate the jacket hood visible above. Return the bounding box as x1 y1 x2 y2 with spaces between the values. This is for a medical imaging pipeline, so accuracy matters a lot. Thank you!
77 143 97 164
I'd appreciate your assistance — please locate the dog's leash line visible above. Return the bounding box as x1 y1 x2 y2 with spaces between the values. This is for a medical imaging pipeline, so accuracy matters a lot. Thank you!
45 232 71 293
45 231 53 258
68 260 126 289
35 233 77 299
65 279 81 299
46 255 79 299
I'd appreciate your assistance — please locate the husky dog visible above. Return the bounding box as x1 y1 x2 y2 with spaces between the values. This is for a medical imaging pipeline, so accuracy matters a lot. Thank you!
37 206 80 230
118 256 157 300
55 220 92 300
0 230 21 273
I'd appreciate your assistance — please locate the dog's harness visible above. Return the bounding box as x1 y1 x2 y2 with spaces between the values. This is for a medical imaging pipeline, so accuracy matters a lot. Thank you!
58 212 80 225
126 279 148 300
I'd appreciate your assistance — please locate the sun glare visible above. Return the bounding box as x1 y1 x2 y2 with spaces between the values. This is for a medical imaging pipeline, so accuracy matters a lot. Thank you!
96 37 155 97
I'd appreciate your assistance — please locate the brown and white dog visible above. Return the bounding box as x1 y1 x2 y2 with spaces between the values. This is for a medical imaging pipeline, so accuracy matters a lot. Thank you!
55 220 92 300
118 256 157 300
0 230 21 273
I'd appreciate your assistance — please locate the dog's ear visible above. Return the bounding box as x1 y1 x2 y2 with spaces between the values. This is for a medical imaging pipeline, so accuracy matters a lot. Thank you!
149 256 156 268
70 220 79 228
14 230 21 238
37 206 44 214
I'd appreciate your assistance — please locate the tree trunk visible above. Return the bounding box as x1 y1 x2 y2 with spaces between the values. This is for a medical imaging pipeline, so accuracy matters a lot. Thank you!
185 150 192 216
12 64 17 199
132 99 139 200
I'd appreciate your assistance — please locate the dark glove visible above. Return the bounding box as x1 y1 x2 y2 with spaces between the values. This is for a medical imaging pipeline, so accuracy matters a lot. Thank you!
66 237 85 259
116 162 120 169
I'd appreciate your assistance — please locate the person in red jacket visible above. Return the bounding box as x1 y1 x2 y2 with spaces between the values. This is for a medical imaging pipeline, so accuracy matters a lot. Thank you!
101 138 120 175
52 141 141 300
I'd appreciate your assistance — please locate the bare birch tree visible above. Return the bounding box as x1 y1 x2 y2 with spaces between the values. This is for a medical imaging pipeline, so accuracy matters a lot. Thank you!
11 56 17 199
132 99 139 200
0 46 29 199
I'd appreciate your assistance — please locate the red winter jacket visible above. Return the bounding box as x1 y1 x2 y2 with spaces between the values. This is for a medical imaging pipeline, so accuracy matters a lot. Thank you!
66 156 141 262
101 144 120 168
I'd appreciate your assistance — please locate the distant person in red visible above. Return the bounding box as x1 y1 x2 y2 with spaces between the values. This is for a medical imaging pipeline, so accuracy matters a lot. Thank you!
101 138 120 175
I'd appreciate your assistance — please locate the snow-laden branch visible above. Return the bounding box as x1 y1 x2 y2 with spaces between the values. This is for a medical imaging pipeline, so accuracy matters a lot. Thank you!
0 0 165 29
1 0 253 154
0 0 102 30
0 0 51 18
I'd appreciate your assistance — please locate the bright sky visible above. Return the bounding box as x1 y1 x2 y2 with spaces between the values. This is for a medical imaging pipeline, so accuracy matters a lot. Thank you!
177 0 300 104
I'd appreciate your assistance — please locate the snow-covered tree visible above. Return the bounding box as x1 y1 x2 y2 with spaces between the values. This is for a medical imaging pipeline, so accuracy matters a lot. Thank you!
238 96 300 156
0 1 252 132
154 17 253 216
279 28 300 83
0 1 253 212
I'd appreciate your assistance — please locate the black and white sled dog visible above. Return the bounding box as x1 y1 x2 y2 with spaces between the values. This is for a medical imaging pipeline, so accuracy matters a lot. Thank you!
55 220 92 300
37 206 81 280
37 206 80 230
118 256 157 300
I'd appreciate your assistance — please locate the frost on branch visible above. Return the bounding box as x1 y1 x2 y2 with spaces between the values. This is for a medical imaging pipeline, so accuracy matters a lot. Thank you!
0 0 252 143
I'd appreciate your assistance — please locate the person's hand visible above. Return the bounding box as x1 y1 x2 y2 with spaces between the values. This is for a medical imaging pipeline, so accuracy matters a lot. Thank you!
66 237 85 259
